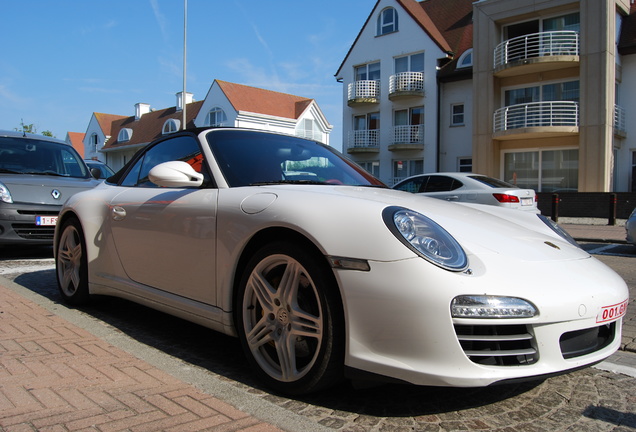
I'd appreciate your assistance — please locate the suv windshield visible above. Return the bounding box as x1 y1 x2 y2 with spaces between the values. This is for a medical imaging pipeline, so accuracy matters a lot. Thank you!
0 137 89 178
206 130 385 188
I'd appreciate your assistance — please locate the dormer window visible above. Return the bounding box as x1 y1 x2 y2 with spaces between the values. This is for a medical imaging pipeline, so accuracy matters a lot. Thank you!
118 128 132 142
90 133 99 152
205 107 227 127
162 119 180 135
377 7 398 36
457 49 473 68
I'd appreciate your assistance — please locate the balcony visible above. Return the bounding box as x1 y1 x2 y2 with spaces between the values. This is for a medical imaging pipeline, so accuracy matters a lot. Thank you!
389 72 424 100
388 125 424 151
614 104 626 138
347 129 380 154
348 80 380 106
494 31 579 77
493 101 579 140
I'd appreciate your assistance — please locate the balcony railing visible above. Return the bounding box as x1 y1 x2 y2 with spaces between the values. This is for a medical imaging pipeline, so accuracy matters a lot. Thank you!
614 104 626 136
389 72 424 97
494 31 579 69
347 80 380 103
348 129 380 149
493 101 579 132
393 125 424 144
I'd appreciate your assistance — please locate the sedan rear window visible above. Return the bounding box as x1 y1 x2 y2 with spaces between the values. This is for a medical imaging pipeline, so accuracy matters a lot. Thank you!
469 175 517 189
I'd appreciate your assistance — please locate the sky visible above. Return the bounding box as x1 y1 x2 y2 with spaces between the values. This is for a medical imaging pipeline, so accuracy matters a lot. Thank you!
0 0 375 151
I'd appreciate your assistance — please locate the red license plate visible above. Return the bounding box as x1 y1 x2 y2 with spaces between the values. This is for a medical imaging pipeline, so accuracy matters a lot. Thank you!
35 216 58 226
596 300 628 323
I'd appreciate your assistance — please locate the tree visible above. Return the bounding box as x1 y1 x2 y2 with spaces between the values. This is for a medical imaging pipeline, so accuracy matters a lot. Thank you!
14 121 55 138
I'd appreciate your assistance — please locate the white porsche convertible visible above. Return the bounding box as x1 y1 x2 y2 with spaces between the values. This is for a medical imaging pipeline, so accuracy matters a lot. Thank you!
54 128 628 395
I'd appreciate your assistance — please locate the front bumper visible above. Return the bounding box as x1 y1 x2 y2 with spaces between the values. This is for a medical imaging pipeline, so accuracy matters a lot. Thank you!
335 255 627 387
0 202 61 245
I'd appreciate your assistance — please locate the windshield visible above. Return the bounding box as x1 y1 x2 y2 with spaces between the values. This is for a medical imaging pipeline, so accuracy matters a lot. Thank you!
0 137 90 178
206 130 385 188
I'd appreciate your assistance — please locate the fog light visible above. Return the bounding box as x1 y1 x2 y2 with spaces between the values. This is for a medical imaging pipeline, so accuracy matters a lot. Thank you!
451 295 537 318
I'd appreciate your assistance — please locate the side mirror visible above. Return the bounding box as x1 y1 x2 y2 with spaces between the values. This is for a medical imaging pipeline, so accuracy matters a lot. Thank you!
90 167 102 179
148 161 204 187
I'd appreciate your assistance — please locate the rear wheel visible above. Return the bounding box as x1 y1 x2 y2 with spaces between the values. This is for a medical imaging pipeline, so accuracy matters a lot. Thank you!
56 218 90 305
236 241 343 395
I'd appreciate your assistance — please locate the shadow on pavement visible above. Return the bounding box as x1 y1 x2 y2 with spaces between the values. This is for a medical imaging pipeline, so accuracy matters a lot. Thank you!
13 268 542 417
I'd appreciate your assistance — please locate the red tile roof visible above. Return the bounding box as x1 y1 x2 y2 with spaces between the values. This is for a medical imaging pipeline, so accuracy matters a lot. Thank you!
217 80 313 120
102 101 204 151
93 113 127 137
66 132 85 157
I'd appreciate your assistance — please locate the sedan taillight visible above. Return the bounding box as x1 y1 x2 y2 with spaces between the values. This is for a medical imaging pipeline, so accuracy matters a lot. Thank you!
493 193 520 203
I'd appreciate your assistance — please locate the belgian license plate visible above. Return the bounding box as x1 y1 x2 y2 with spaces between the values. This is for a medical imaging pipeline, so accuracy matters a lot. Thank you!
596 300 628 323
521 198 533 206
35 216 58 226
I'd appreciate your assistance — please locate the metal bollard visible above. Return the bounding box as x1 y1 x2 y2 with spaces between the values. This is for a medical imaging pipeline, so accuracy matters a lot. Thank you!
608 193 617 226
551 193 559 222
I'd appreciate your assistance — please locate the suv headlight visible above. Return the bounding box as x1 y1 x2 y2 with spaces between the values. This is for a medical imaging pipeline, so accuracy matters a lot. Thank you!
0 181 13 203
383 206 467 271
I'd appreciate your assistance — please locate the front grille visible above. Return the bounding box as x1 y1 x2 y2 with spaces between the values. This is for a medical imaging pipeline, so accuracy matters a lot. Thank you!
454 324 538 366
12 223 56 240
17 210 59 216
560 322 615 359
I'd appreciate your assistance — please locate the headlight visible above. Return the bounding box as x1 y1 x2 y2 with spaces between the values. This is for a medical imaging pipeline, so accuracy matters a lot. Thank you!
0 181 13 203
451 295 538 318
383 206 467 271
538 215 579 248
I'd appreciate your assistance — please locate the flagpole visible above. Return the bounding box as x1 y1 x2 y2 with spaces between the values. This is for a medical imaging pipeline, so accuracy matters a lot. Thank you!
182 0 187 130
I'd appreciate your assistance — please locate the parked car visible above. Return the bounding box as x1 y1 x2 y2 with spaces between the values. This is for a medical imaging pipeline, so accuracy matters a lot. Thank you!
393 172 538 212
626 207 636 245
54 128 627 395
0 130 101 245
84 159 115 180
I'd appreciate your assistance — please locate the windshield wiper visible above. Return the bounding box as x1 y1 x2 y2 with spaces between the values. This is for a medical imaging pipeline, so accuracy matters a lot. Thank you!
22 170 69 177
0 168 21 174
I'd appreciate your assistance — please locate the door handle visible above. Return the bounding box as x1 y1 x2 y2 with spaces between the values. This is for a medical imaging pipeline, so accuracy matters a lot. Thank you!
112 206 126 221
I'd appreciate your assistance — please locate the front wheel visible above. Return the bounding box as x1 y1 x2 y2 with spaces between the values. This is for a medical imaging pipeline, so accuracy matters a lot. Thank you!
236 241 344 395
56 217 90 305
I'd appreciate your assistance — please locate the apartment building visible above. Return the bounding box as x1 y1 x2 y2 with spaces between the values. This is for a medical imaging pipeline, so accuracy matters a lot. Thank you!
337 0 636 192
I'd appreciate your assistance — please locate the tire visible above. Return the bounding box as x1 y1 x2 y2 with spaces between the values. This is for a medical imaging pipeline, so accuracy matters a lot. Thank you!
236 241 344 395
56 217 90 306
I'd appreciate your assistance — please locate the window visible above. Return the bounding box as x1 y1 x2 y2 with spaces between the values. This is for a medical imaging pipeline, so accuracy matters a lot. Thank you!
392 159 423 185
394 107 424 143
120 135 209 188
353 113 380 147
162 119 180 135
359 161 380 178
451 104 465 126
205 107 227 127
90 133 99 152
377 7 398 35
457 49 473 68
296 118 322 142
458 158 472 172
355 62 380 81
117 128 132 142
503 149 578 192
395 53 424 73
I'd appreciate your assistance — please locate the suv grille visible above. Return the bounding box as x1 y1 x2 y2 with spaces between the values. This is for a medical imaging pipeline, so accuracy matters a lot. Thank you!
12 223 56 240
454 324 538 366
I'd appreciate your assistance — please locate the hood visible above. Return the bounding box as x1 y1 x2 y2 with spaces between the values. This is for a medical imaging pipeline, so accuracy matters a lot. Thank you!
251 185 590 263
0 173 100 205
